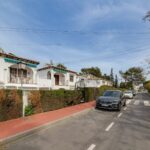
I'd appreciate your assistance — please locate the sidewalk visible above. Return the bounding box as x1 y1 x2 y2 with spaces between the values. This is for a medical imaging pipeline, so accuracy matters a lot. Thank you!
0 101 95 143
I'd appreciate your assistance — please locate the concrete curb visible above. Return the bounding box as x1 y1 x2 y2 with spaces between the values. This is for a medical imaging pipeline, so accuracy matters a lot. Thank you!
0 107 93 146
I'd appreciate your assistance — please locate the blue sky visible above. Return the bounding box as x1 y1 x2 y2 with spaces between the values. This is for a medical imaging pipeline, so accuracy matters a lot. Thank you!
0 0 150 78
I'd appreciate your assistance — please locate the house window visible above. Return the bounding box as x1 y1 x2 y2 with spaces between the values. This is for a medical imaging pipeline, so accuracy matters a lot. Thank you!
10 68 27 78
70 75 74 82
47 71 51 79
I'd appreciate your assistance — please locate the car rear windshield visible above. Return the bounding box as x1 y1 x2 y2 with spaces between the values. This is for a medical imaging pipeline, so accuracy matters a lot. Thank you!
124 91 132 94
103 91 121 97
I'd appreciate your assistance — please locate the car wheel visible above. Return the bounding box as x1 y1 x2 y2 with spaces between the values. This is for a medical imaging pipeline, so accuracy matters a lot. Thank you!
123 101 126 107
118 103 121 111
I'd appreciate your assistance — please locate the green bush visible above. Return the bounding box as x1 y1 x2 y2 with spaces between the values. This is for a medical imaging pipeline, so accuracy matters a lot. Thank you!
98 85 127 97
25 105 34 116
83 88 99 102
98 85 115 96
144 81 150 93
29 89 83 113
0 90 22 122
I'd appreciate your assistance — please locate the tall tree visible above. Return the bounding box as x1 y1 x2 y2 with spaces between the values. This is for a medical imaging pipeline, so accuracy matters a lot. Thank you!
119 67 145 85
110 68 114 85
145 58 150 76
102 73 111 80
114 74 118 88
80 67 102 77
119 82 133 89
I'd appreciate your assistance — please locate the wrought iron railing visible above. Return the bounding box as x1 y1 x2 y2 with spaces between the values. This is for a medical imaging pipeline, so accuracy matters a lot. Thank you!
10 77 34 84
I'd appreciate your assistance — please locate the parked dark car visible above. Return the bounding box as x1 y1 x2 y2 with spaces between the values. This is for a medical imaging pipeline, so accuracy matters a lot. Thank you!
96 90 126 111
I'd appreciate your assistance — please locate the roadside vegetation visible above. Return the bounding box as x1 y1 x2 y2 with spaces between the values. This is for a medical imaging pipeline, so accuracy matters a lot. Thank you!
25 85 125 117
0 85 124 121
1 66 144 121
119 67 145 89
144 80 150 93
0 90 22 121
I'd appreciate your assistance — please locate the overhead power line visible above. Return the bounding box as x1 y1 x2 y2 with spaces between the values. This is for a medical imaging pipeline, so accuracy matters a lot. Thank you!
62 45 150 64
0 27 150 35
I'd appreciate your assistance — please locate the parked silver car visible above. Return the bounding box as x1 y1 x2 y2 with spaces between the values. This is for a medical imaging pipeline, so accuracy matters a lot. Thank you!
123 91 133 99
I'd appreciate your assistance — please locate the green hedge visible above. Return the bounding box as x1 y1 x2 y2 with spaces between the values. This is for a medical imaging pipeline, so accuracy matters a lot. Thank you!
28 86 125 115
0 87 126 121
83 88 99 102
98 85 126 96
98 85 115 96
0 90 22 122
40 89 83 112
29 89 83 113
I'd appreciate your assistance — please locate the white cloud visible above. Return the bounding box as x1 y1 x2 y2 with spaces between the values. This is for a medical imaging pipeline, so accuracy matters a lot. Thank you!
73 0 149 29
0 0 150 76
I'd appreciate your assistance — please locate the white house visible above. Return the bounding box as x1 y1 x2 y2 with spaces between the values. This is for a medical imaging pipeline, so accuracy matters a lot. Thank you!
37 65 78 90
0 50 112 90
76 74 112 88
0 50 39 89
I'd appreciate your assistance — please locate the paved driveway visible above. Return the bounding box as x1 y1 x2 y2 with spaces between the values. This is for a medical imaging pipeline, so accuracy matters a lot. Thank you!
2 93 150 150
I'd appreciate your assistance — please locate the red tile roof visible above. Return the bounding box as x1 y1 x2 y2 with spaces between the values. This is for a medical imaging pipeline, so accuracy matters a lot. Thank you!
0 52 39 65
38 65 78 74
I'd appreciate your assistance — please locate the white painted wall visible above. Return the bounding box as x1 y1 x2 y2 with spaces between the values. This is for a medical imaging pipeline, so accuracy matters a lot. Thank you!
37 69 77 90
76 76 112 88
0 56 38 89
37 69 52 88
0 58 5 83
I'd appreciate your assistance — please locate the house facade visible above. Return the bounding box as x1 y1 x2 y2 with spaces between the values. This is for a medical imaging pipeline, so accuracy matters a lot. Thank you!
0 51 39 89
76 74 112 88
37 65 78 90
0 51 112 90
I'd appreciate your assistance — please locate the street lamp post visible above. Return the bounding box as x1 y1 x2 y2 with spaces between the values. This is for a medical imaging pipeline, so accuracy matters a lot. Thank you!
17 62 27 117
18 62 27 89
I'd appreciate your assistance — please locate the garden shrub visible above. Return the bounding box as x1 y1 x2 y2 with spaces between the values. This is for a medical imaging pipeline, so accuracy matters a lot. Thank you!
144 81 150 93
40 90 64 112
40 89 83 112
0 89 6 103
98 85 116 96
25 105 34 116
0 90 22 122
28 89 83 113
0 87 127 120
28 91 43 114
98 85 127 97
83 88 99 102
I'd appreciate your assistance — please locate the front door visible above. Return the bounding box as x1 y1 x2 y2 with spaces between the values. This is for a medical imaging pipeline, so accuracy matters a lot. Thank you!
54 75 59 85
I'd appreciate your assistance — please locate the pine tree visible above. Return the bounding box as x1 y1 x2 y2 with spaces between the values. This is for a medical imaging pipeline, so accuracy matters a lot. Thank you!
110 68 114 86
115 74 118 88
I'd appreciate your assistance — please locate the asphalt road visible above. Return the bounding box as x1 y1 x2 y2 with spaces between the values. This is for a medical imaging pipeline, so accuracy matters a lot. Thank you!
2 93 150 150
